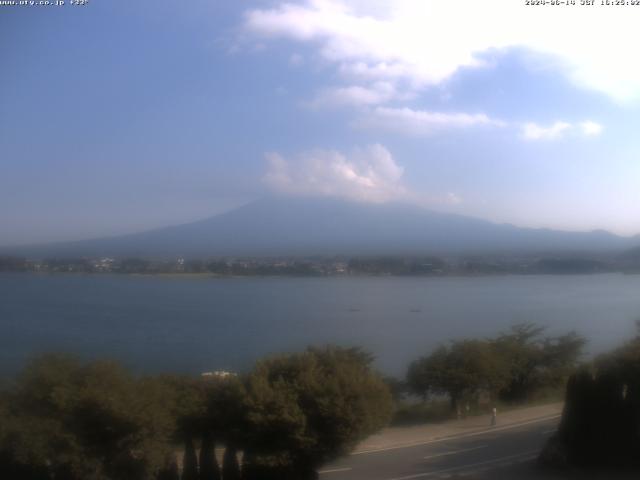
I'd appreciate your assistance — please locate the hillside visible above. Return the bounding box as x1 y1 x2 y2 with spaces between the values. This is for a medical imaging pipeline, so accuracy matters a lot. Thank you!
3 197 638 258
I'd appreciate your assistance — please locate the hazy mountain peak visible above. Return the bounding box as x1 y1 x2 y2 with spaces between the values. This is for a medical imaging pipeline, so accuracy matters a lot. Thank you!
3 197 636 259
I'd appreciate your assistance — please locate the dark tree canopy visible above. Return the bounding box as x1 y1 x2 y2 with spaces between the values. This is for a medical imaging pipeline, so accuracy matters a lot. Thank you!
0 347 393 480
494 323 585 402
407 324 585 411
202 374 247 444
182 436 198 480
0 354 176 480
222 444 241 480
242 346 393 479
541 329 640 469
198 431 221 480
407 339 509 411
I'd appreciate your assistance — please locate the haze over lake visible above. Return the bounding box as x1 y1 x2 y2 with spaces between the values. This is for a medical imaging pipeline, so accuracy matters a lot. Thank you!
1 273 639 377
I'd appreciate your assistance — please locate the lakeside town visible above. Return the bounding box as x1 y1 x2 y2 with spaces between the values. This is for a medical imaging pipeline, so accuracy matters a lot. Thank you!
2 252 640 276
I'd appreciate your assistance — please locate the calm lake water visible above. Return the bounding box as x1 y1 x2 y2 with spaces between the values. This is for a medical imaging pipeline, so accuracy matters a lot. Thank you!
1 273 639 377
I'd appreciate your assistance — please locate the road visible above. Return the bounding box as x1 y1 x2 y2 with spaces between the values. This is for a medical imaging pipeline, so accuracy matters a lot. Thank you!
318 416 562 480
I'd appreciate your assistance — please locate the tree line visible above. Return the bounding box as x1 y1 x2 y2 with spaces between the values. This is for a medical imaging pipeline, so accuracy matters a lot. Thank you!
1 254 630 276
406 323 585 414
0 324 588 480
0 347 392 480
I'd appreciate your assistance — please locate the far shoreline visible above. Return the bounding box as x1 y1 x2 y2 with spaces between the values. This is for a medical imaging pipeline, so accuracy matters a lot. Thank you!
1 270 636 280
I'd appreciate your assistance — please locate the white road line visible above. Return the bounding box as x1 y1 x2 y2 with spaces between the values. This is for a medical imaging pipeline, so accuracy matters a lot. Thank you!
352 414 561 455
541 429 557 435
318 467 353 474
387 450 539 480
423 445 487 460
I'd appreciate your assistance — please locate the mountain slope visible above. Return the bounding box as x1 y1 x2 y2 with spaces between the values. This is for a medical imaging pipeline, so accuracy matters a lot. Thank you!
4 197 638 258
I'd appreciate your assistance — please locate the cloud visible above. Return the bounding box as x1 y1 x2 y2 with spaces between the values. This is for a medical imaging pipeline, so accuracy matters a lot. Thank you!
244 0 640 102
521 120 603 141
263 144 407 202
580 120 603 136
306 82 398 108
354 107 503 136
521 121 571 141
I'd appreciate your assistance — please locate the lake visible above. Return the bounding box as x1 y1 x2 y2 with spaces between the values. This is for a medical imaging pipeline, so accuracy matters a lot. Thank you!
1 273 639 377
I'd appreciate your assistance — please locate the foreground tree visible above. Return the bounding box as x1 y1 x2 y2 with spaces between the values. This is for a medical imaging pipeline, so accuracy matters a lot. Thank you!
156 375 209 480
0 354 176 480
407 339 508 412
182 436 199 480
156 456 180 480
540 327 640 469
198 431 220 480
222 444 241 480
495 323 585 403
0 346 395 480
241 346 393 480
201 375 246 480
407 325 585 413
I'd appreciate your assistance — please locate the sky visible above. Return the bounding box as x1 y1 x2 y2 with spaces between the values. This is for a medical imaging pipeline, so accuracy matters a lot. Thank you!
2 0 640 246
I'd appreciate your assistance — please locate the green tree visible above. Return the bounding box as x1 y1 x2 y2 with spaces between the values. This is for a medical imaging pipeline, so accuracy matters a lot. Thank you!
541 325 640 468
156 456 180 480
406 345 447 401
198 431 220 480
182 436 198 480
0 354 176 480
201 375 246 480
202 374 246 443
241 346 393 479
494 324 585 403
156 376 208 480
407 340 508 412
222 444 241 480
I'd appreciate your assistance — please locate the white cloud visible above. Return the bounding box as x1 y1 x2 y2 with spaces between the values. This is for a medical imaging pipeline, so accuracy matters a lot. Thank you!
580 120 603 136
306 82 398 108
245 0 640 102
521 121 571 141
354 107 503 136
263 144 407 202
520 120 603 141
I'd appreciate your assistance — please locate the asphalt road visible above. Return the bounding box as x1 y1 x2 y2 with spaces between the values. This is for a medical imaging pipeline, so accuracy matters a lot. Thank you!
317 416 561 480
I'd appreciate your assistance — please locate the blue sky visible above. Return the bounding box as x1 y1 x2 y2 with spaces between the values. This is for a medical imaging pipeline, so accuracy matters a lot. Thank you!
2 0 640 246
